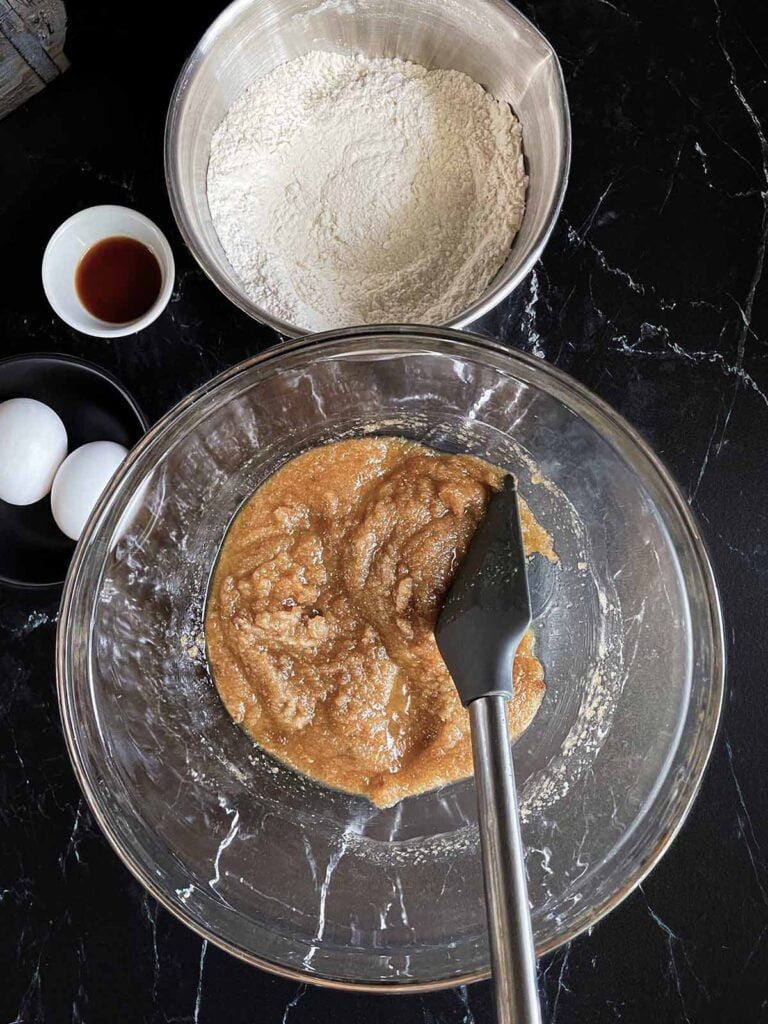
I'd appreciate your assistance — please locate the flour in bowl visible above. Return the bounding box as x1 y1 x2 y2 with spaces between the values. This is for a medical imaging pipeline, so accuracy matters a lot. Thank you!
206 51 527 331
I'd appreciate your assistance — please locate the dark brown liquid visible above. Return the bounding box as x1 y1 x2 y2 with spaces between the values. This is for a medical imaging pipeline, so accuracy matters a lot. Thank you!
75 236 162 324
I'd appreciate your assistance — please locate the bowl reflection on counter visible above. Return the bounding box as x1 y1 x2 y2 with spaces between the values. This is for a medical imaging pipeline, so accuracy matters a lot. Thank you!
56 327 723 992
164 0 570 336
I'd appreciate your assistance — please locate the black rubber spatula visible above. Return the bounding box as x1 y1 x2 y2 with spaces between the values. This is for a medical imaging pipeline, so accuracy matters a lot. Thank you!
435 474 542 1024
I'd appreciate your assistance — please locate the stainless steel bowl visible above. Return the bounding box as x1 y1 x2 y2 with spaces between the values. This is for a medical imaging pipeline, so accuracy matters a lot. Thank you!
164 0 570 336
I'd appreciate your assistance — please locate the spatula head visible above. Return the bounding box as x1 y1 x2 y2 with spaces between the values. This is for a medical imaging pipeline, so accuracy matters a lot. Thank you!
435 474 532 706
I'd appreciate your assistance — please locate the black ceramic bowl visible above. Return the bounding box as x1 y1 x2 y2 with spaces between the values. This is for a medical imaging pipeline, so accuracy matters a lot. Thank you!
0 352 148 589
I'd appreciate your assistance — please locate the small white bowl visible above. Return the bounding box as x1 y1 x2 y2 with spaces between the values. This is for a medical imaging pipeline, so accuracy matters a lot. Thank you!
42 205 175 338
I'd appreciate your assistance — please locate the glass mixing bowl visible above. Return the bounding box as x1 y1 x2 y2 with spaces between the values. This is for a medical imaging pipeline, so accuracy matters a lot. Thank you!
57 327 724 991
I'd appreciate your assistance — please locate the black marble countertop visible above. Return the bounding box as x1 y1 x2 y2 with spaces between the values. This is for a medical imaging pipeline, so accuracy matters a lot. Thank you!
1 0 767 1020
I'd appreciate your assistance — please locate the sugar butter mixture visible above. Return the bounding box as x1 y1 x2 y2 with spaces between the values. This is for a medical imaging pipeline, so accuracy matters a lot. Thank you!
207 52 527 331
205 438 553 807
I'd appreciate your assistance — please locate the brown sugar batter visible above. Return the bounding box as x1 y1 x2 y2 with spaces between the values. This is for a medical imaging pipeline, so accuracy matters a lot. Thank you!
205 438 554 806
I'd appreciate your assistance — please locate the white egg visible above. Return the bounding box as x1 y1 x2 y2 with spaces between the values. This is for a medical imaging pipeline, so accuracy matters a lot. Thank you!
51 440 128 541
0 398 68 505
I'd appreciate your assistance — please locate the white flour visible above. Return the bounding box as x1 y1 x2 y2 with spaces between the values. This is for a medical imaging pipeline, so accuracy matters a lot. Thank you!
207 52 527 331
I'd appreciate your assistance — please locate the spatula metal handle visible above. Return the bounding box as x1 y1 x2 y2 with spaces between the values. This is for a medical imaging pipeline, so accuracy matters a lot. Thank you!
469 695 542 1024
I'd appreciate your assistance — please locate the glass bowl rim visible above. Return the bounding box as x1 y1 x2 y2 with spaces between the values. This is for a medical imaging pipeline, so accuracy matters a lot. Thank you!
56 325 725 992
